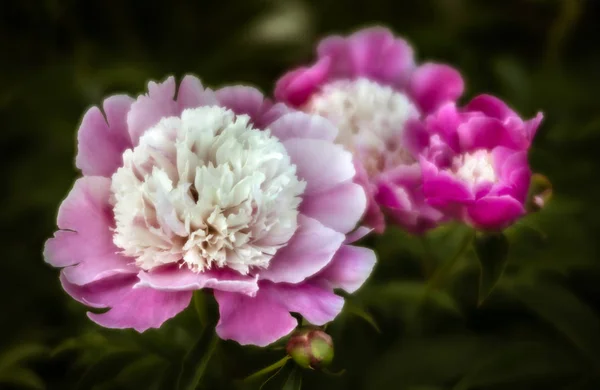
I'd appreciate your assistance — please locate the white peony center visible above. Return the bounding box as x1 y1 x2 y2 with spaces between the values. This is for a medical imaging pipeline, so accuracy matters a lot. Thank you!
453 150 497 185
304 78 420 175
111 106 306 274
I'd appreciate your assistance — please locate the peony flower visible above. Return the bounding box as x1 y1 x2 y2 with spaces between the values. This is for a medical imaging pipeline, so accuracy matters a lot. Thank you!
44 75 376 346
419 94 543 230
274 27 464 233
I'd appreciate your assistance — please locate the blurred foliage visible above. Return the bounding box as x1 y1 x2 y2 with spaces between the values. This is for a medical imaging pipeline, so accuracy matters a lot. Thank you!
1 0 600 389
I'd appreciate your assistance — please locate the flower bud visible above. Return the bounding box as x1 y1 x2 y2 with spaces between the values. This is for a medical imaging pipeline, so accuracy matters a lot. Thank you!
286 327 334 369
526 173 552 212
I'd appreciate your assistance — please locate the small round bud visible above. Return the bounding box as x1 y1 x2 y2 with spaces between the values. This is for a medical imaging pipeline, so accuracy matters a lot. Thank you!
526 173 552 212
286 327 334 370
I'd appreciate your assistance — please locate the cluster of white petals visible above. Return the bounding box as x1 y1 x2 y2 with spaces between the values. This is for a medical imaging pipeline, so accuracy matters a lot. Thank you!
304 78 419 173
111 106 306 274
453 150 497 185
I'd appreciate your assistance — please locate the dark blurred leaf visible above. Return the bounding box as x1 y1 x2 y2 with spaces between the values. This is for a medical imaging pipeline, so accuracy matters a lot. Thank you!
0 367 45 390
340 297 381 333
362 281 461 318
475 232 509 304
367 336 496 389
511 278 600 367
282 367 302 390
0 344 48 372
176 328 219 390
245 356 291 383
453 341 585 390
76 350 143 390
111 355 167 390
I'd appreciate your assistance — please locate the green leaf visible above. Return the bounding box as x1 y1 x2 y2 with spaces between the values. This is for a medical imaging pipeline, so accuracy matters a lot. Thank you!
363 281 462 318
366 336 495 390
176 328 219 390
76 350 143 390
342 298 381 333
475 232 509 304
511 278 600 367
282 366 302 390
0 367 45 390
453 341 585 390
112 355 167 389
0 344 48 372
244 356 291 383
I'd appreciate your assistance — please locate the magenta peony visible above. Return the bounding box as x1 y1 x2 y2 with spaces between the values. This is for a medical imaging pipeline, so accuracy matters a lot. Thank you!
274 27 464 233
44 75 376 346
420 95 543 230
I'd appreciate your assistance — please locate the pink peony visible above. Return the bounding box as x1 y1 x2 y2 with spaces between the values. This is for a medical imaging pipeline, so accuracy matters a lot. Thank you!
44 75 376 346
274 27 464 233
420 95 543 230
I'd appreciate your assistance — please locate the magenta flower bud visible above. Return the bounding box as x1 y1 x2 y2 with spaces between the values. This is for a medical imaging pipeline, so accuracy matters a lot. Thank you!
420 95 543 230
274 27 465 234
286 328 334 369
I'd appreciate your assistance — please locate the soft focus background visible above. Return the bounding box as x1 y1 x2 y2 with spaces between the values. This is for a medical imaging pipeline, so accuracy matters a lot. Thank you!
1 0 600 389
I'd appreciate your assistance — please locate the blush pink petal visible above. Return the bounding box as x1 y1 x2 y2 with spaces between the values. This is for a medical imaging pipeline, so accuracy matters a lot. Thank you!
216 86 288 128
268 112 338 142
135 265 259 296
76 95 134 177
283 138 355 195
467 195 526 230
62 253 136 286
425 102 462 152
316 245 376 294
177 75 218 111
127 76 218 145
274 58 331 107
300 182 366 233
214 289 297 347
44 177 123 268
344 226 373 244
524 112 544 142
346 27 415 86
353 161 386 233
262 282 345 326
127 76 178 145
260 215 345 284
61 274 192 332
409 63 465 115
402 119 430 158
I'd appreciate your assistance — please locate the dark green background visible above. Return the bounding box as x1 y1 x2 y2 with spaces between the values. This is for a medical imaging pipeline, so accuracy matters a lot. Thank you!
1 0 600 389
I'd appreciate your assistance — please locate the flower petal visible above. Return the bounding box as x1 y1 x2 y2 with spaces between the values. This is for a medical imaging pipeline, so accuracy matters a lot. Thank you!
421 157 473 207
44 177 118 267
466 94 517 120
260 215 345 284
315 245 376 293
274 58 331 107
177 75 218 111
263 282 344 326
61 274 192 332
467 195 525 230
62 253 136 286
268 112 338 142
283 138 355 195
410 63 464 114
76 95 134 177
458 117 525 151
346 27 414 86
214 289 297 347
136 265 259 296
127 76 178 145
300 182 366 233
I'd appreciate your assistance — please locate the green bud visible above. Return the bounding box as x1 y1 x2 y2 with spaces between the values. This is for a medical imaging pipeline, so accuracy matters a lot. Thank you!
526 173 552 212
286 327 334 370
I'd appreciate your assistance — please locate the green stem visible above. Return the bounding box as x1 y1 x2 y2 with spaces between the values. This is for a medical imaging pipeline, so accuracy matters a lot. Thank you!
244 356 291 383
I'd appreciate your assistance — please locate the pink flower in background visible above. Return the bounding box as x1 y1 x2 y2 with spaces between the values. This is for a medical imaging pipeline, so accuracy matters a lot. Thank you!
44 75 375 346
274 27 464 233
420 95 543 230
